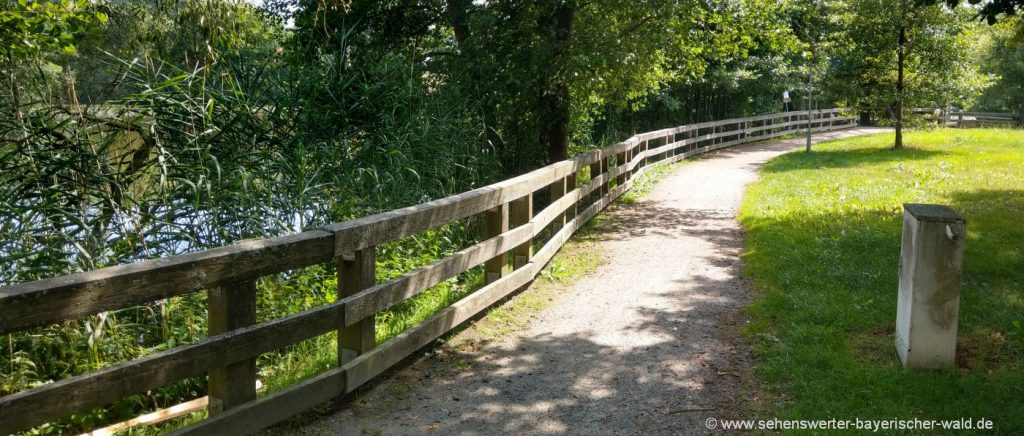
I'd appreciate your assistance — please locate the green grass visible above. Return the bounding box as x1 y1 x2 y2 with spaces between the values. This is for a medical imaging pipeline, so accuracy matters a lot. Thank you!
739 128 1024 432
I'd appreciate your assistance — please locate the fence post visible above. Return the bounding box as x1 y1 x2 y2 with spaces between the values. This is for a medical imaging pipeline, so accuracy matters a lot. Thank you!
509 195 533 269
624 147 632 181
632 141 646 179
549 176 568 233
566 172 578 221
484 204 510 283
339 247 376 365
615 150 627 187
600 155 610 195
208 280 257 415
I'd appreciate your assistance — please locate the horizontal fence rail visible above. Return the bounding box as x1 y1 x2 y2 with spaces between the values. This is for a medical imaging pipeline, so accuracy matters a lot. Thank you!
944 111 1022 127
0 108 856 435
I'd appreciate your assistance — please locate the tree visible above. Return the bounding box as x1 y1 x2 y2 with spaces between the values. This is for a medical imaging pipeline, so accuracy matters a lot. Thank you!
275 0 792 166
973 17 1024 124
1 0 107 120
830 0 987 148
925 0 1024 24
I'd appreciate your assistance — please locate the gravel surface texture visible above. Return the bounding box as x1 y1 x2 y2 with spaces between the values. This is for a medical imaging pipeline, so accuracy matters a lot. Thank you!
295 129 885 435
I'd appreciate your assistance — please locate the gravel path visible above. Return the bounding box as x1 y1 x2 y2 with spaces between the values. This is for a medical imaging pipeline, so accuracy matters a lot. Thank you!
298 128 885 435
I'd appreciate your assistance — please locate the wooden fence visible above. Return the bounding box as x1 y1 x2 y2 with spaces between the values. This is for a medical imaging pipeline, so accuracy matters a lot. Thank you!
0 109 856 435
945 111 1021 127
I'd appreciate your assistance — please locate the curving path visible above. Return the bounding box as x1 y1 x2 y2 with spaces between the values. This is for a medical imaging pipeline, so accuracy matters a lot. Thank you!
296 128 886 435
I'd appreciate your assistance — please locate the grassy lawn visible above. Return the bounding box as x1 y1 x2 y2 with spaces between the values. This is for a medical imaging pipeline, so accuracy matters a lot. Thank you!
739 128 1024 432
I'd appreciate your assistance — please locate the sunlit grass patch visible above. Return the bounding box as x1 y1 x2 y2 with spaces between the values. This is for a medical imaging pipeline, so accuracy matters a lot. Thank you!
739 128 1024 429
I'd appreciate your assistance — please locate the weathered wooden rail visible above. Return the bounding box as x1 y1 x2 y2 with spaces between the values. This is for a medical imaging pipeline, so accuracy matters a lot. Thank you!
945 111 1022 127
0 109 855 435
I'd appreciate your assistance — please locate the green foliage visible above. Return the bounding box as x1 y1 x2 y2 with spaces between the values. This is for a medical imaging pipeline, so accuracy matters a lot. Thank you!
1 0 107 59
973 17 1024 113
275 0 802 166
740 129 1024 430
825 0 991 110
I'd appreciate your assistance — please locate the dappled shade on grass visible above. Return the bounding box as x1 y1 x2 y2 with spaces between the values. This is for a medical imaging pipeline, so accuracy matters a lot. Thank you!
739 129 1024 430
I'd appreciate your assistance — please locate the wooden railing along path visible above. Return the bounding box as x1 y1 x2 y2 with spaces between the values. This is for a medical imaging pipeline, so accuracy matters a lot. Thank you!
945 111 1022 128
0 109 856 435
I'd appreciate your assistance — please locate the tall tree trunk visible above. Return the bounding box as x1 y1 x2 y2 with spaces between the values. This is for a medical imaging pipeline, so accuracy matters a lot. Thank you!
541 2 574 163
895 26 906 149
541 83 570 163
447 0 470 43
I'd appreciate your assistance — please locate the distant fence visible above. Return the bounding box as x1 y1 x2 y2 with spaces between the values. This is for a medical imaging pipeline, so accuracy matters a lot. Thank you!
0 109 856 435
862 108 1022 128
944 111 1022 128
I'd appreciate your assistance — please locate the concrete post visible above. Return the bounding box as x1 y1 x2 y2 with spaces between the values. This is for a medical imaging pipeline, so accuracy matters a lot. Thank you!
895 204 966 369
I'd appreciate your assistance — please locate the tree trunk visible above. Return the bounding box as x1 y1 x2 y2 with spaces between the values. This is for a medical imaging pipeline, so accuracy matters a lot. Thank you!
542 2 574 163
447 0 470 44
895 26 906 149
541 84 570 163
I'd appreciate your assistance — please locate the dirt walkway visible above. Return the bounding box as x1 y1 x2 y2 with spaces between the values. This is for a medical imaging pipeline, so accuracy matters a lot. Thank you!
297 128 886 435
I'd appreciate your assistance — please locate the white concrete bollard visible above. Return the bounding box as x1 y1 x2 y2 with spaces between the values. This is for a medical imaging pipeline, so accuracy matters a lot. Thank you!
895 204 966 369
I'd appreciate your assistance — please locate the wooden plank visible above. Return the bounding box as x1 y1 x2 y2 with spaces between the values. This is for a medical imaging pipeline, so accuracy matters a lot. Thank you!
169 368 347 436
483 205 510 283
509 195 533 269
339 248 376 365
623 147 633 180
549 176 568 232
325 162 571 255
342 223 535 323
566 173 578 221
615 151 627 186
88 396 209 435
207 280 257 415
600 156 610 196
570 148 603 168
345 264 537 391
531 175 597 230
604 139 637 156
0 230 335 335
